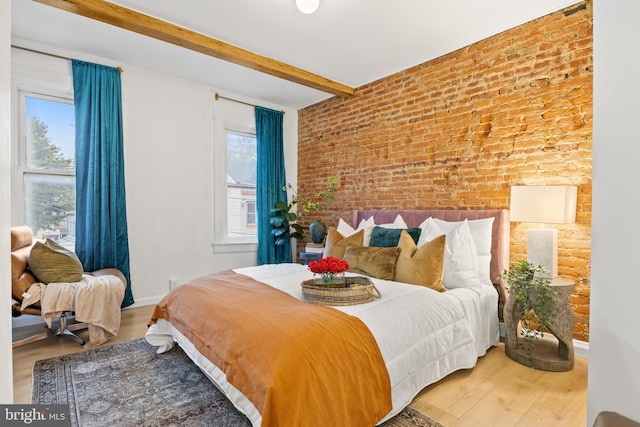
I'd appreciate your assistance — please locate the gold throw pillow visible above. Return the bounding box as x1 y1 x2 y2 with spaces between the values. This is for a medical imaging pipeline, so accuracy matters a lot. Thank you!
395 230 446 292
343 245 401 281
323 227 364 259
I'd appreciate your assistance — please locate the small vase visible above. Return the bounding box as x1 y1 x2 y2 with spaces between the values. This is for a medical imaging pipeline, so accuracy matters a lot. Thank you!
309 220 327 244
314 273 345 287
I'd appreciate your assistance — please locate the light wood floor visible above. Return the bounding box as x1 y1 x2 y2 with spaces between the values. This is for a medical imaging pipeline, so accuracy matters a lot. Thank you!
13 305 588 426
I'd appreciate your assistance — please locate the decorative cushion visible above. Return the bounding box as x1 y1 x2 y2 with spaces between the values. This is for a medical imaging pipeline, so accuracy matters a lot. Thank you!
395 231 446 292
337 217 376 246
377 214 409 229
343 245 401 281
419 218 483 289
432 217 495 285
336 215 407 247
28 238 84 284
369 226 421 248
323 227 364 259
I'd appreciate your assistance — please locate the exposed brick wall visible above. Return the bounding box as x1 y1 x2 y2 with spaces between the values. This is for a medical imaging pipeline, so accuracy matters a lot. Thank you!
297 2 592 341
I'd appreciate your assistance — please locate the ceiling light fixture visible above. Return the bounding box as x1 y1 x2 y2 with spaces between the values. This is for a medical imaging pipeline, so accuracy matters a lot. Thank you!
295 0 320 14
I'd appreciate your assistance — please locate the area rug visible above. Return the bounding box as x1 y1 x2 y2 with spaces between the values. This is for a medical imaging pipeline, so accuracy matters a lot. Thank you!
32 337 445 427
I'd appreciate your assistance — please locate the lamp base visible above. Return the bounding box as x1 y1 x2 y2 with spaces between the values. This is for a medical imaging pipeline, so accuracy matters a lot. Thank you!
527 228 558 279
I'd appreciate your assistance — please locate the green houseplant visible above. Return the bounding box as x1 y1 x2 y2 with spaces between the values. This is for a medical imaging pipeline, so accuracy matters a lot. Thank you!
270 176 337 246
499 259 560 357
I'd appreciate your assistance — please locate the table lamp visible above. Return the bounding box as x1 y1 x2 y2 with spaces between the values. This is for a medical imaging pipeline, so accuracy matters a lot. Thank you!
510 185 577 279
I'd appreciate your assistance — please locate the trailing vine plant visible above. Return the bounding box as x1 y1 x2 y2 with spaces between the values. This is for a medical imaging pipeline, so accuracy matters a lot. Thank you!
499 259 561 359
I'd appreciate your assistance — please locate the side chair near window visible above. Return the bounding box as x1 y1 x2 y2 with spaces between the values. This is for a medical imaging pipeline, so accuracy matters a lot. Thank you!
10 225 126 348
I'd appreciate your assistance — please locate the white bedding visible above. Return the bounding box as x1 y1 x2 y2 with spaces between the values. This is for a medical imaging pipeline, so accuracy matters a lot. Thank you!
146 262 499 425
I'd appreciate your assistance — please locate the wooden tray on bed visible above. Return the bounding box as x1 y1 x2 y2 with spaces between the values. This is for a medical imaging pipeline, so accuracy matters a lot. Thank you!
301 276 380 306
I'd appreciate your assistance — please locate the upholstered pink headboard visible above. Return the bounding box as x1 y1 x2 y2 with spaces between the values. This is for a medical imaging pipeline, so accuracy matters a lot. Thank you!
351 209 510 298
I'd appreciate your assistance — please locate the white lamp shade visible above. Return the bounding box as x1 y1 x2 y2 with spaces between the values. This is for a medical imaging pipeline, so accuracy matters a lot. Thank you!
295 0 320 14
510 185 577 224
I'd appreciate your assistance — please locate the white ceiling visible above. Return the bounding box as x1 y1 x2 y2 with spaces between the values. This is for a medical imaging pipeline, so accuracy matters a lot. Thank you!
11 0 582 110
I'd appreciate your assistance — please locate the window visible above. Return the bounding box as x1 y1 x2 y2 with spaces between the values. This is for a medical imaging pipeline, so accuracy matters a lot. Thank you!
16 90 76 249
246 200 256 228
226 130 257 238
212 107 258 252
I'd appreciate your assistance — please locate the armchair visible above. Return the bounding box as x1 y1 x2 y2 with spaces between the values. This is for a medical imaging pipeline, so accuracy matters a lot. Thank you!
11 225 126 348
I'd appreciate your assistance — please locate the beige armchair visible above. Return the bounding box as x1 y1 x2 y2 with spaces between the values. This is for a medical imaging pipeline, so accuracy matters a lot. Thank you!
11 225 126 347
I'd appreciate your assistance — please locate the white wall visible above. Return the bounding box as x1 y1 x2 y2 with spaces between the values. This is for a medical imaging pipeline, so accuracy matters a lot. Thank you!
0 0 13 404
9 41 299 310
589 1 640 425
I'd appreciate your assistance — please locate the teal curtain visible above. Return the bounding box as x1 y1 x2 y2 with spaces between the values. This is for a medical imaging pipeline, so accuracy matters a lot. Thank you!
72 59 134 308
255 106 289 264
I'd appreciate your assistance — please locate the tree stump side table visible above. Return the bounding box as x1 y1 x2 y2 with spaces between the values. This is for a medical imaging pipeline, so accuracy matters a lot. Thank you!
504 277 575 371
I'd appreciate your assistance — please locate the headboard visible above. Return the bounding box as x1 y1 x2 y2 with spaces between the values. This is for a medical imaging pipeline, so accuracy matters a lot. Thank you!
351 209 510 300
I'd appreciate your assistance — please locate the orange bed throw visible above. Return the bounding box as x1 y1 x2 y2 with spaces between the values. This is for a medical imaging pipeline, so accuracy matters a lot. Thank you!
150 270 392 427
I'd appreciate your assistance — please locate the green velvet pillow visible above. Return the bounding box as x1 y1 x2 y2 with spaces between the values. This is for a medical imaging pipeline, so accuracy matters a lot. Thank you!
28 238 84 284
343 245 401 280
369 226 421 248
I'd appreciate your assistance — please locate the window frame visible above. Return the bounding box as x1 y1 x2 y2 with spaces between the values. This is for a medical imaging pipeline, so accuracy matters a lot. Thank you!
212 106 258 253
12 81 76 241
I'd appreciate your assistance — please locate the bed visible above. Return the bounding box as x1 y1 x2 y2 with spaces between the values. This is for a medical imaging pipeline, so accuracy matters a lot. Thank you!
146 209 510 426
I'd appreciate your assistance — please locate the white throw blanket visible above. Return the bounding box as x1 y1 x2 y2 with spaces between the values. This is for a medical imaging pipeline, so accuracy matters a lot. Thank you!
21 274 125 348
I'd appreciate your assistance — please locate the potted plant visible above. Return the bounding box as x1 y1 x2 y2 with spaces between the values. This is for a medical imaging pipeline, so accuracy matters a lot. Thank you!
270 198 304 246
499 259 560 358
270 176 337 246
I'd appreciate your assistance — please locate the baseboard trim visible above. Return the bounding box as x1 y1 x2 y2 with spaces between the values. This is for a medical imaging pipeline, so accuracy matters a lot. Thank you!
124 294 164 309
574 338 589 359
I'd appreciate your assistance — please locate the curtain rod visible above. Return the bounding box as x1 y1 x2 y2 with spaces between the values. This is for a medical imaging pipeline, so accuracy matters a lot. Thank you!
214 92 284 114
11 45 124 73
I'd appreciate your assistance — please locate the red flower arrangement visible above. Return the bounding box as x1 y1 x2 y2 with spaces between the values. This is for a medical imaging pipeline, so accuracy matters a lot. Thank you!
308 256 349 284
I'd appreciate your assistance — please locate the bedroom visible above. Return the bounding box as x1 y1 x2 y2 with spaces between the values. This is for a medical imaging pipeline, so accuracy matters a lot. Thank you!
1 0 638 426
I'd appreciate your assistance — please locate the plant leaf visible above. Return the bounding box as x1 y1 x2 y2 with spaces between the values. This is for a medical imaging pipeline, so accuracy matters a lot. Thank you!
270 217 286 227
273 200 288 211
286 212 298 222
273 228 287 237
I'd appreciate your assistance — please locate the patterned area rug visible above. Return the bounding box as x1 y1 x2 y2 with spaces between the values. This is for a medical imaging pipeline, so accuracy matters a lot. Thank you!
32 338 444 427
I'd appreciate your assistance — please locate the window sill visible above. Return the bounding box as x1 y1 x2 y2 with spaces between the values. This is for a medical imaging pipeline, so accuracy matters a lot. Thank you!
211 241 258 254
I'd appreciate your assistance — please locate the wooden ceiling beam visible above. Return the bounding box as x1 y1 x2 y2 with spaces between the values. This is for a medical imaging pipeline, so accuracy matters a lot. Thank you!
34 0 355 98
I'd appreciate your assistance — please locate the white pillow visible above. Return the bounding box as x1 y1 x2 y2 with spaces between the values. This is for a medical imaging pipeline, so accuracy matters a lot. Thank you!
377 214 408 229
418 218 483 289
336 218 355 236
337 216 376 246
337 215 408 247
417 217 440 247
432 217 495 285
